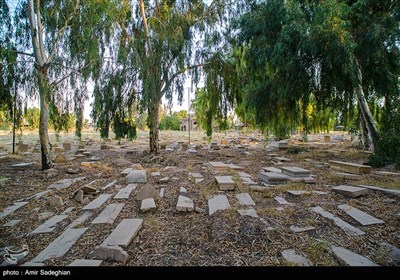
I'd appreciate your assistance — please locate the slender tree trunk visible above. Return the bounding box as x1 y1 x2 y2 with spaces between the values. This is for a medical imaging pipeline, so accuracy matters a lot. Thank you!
148 97 160 154
355 59 379 152
37 66 53 170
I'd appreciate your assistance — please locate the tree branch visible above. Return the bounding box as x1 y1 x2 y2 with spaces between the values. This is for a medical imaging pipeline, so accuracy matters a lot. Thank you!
36 0 47 63
140 0 152 55
46 0 80 64
162 62 209 93
28 0 44 66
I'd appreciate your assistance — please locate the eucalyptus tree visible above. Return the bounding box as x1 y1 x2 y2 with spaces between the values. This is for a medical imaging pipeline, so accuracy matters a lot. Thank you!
91 0 254 153
237 0 400 151
7 0 117 169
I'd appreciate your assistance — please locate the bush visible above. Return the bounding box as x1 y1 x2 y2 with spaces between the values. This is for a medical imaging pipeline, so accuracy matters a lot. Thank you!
159 115 180 131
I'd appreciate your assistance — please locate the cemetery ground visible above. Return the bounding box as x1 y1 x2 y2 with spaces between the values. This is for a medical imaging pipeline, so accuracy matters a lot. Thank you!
0 129 399 266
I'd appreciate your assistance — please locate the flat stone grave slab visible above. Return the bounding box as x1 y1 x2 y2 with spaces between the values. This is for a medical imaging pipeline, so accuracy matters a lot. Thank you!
82 194 112 210
69 259 102 266
237 209 259 218
121 168 133 175
114 184 136 199
237 172 252 178
271 141 288 149
329 160 372 175
31 227 88 263
47 177 85 190
290 225 316 233
358 185 400 197
189 172 203 178
332 185 368 198
331 172 361 180
101 180 117 190
274 196 293 206
258 171 288 185
228 163 244 170
67 212 92 229
235 193 255 206
91 203 125 224
338 204 384 226
281 249 312 266
2 219 21 227
263 167 282 173
176 195 194 212
0 202 29 219
332 246 378 266
208 161 228 170
241 177 257 185
21 262 45 266
32 215 68 233
140 198 156 212
126 170 147 184
12 162 33 168
287 190 311 196
273 156 291 162
151 172 160 177
281 167 311 178
208 194 231 215
103 219 143 247
26 190 51 200
215 176 235 191
311 206 365 236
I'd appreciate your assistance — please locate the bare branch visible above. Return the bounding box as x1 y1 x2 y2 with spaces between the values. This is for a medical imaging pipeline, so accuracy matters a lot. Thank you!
28 0 44 66
36 0 47 62
140 0 152 55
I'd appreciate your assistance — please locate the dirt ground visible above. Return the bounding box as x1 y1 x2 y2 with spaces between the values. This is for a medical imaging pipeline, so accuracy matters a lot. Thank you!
0 129 399 266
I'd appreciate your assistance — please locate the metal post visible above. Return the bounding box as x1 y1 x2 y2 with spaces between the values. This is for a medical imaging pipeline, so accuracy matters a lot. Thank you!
12 81 16 154
188 87 190 147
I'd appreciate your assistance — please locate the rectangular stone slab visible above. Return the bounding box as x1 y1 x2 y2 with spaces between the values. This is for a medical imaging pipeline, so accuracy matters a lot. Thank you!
329 160 372 175
82 194 112 210
91 203 125 224
31 227 88 263
358 185 400 197
281 167 311 178
32 215 68 233
0 202 28 219
2 219 21 227
114 184 137 199
126 170 147 184
274 196 293 205
281 249 312 266
69 259 102 266
208 161 228 170
332 246 378 266
235 193 255 206
67 212 92 229
311 206 365 236
208 194 231 215
215 176 235 191
262 167 282 173
338 204 384 226
332 185 368 198
258 171 288 185
103 219 143 247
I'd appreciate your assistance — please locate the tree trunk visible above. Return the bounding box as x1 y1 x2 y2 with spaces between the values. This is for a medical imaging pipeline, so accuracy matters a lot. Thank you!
148 98 160 154
355 59 379 152
37 66 53 170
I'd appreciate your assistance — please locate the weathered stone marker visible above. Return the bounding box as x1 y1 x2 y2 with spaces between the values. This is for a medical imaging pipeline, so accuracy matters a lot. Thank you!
215 176 235 191
332 185 368 198
329 160 372 175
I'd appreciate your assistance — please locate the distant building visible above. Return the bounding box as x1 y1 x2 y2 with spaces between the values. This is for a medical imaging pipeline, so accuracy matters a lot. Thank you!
180 115 197 131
